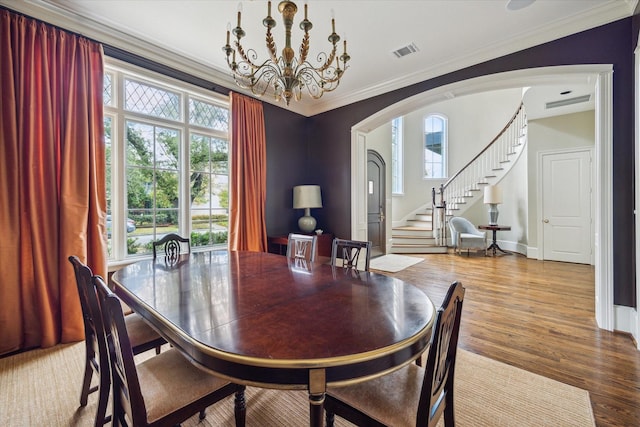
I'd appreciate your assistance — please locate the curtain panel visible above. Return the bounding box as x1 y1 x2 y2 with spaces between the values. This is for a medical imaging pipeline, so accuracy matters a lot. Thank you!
0 9 106 355
229 92 268 252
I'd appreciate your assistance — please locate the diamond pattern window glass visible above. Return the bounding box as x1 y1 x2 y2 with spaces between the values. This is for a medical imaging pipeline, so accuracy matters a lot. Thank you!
124 78 181 121
189 98 229 132
104 73 114 106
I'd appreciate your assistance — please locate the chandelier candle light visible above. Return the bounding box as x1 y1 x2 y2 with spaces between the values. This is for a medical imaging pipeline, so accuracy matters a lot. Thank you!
223 1 350 106
293 185 322 233
484 185 503 226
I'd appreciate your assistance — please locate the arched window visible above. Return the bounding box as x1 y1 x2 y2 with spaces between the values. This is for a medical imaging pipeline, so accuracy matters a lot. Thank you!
424 114 447 179
391 116 403 194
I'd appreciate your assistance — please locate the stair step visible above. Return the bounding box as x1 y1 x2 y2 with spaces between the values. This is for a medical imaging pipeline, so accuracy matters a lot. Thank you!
390 244 448 254
393 226 433 235
406 219 431 227
392 235 437 244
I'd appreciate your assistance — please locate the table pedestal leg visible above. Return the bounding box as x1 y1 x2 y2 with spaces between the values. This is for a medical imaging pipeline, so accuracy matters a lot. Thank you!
487 230 509 256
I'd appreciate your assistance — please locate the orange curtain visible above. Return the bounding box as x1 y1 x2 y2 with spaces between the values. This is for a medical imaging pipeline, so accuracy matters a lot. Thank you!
0 10 107 355
229 92 268 252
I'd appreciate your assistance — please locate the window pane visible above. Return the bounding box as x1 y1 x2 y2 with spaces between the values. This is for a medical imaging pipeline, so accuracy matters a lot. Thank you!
391 116 403 194
105 116 113 257
125 78 181 121
155 170 179 209
189 98 229 132
424 114 446 179
127 122 155 168
126 120 180 256
154 127 180 170
190 133 229 248
104 73 113 106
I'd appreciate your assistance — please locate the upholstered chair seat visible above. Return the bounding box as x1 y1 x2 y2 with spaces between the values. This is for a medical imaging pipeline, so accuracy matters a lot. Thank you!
326 363 424 425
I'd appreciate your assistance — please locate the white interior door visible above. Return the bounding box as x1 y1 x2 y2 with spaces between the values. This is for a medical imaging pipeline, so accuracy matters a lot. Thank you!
541 149 592 264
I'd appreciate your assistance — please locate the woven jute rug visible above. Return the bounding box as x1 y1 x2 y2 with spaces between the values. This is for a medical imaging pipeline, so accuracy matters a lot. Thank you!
0 342 595 426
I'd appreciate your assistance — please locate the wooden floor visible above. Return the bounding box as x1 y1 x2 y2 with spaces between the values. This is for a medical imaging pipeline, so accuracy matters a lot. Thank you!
382 251 640 427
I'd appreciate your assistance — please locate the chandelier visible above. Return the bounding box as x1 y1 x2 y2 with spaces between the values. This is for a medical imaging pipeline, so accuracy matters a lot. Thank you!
223 1 350 106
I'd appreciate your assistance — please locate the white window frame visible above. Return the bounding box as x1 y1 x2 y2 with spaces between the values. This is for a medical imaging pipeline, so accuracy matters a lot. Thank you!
423 113 448 180
104 58 229 264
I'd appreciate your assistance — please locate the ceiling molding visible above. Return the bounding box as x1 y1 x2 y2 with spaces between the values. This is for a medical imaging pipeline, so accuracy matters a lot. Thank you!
303 0 632 116
3 0 633 118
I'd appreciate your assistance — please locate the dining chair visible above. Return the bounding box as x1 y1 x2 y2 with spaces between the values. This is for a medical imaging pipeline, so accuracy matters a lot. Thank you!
286 233 318 263
152 233 191 261
68 256 167 427
97 275 247 427
324 281 466 427
330 238 372 271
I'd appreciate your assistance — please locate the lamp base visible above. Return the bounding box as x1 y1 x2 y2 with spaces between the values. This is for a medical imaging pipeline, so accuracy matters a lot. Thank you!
298 215 317 233
488 204 499 225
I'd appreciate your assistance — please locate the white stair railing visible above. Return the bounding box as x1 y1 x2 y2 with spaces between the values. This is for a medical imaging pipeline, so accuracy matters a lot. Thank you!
435 102 527 217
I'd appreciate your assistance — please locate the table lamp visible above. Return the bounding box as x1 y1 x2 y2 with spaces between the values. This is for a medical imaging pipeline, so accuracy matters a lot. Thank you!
484 185 502 225
293 185 322 233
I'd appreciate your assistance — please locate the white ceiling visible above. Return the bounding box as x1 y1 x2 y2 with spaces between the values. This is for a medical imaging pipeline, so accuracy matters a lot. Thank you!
4 0 637 117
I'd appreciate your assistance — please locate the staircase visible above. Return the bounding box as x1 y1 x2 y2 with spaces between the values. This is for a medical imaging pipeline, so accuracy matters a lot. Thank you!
390 102 527 254
390 210 448 254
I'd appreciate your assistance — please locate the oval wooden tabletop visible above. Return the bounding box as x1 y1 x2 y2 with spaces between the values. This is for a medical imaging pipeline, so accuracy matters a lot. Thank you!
112 250 435 387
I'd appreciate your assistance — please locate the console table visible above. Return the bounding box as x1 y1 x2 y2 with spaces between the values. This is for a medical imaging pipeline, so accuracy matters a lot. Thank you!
478 224 511 256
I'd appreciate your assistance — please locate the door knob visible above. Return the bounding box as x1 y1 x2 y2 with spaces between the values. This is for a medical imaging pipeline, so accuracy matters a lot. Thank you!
543 219 549 223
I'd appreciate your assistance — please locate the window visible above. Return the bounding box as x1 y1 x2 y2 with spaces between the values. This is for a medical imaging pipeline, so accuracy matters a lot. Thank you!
391 117 403 194
424 114 447 179
104 60 229 261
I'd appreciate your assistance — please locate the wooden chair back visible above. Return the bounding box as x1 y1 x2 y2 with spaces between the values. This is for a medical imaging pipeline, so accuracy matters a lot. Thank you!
98 276 150 426
417 281 465 427
330 238 372 271
152 233 191 262
286 233 318 262
68 255 111 426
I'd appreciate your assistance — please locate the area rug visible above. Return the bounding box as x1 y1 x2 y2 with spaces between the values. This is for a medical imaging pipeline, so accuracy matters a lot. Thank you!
0 343 595 426
370 253 424 272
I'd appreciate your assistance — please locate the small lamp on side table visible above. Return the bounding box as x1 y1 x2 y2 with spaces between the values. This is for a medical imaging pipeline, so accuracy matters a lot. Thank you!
484 185 502 225
293 185 323 233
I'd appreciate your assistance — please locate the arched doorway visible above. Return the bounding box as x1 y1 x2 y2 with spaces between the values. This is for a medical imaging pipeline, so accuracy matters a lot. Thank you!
350 65 614 330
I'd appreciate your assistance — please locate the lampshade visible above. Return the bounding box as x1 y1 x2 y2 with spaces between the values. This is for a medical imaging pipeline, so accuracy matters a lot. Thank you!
293 185 322 209
484 185 502 204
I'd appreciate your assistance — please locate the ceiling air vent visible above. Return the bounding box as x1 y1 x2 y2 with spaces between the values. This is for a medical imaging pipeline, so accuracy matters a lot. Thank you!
545 94 591 109
392 43 419 58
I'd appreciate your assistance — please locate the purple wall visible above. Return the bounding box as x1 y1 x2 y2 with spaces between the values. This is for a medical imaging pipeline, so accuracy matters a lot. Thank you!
307 18 636 307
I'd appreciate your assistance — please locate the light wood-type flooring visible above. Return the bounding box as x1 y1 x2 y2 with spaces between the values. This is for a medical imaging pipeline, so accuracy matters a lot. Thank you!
381 251 640 427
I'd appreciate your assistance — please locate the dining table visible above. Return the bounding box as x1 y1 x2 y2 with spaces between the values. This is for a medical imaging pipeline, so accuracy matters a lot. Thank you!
111 250 435 427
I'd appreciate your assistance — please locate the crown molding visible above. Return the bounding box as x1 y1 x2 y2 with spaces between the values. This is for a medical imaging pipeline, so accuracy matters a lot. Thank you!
304 0 632 116
2 0 633 118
